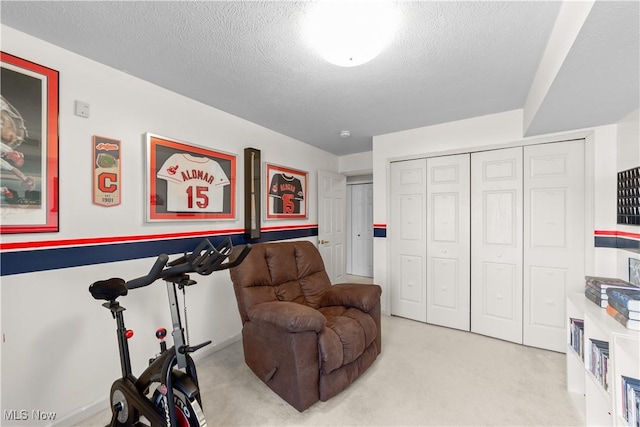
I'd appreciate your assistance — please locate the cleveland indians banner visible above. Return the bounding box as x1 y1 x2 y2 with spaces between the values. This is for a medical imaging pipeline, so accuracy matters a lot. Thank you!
145 133 236 222
93 135 121 207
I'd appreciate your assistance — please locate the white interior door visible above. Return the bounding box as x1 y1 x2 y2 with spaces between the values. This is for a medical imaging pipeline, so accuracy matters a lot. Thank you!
390 159 427 322
471 147 523 344
426 154 471 331
318 170 346 283
523 140 585 352
349 183 373 277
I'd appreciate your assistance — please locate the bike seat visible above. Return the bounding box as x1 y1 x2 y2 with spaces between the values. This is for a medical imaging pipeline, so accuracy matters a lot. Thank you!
89 278 128 301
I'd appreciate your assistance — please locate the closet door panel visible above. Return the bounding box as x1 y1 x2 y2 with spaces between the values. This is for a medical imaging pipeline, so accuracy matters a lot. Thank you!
399 255 423 303
484 190 516 245
471 147 523 344
483 262 517 319
524 140 585 352
427 154 470 331
431 258 458 309
390 159 427 322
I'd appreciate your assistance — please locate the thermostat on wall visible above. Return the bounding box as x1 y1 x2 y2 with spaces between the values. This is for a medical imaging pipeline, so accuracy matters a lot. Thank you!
74 100 90 118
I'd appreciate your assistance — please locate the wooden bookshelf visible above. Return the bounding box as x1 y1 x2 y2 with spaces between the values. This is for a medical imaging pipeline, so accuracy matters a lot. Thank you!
566 293 640 426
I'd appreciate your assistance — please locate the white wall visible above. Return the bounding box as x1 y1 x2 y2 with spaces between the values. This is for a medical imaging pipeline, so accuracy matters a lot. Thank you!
371 109 622 314
615 109 640 280
617 109 640 172
590 123 619 276
339 151 373 176
522 0 594 133
0 26 338 425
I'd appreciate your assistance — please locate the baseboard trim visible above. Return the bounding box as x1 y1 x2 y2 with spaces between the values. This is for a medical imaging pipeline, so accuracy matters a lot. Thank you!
52 333 242 427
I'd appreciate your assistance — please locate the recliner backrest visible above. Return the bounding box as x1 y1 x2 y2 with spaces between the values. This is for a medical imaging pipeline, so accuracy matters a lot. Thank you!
229 241 332 324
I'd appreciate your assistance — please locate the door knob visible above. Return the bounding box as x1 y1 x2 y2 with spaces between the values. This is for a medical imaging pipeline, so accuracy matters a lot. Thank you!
319 239 330 244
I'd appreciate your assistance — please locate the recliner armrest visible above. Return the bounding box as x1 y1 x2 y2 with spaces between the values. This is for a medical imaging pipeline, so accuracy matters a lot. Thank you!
247 301 326 333
318 284 382 312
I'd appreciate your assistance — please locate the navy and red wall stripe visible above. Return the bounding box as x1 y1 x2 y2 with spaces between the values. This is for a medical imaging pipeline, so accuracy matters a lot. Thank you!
2 226 636 276
594 230 640 252
373 224 386 238
0 225 318 276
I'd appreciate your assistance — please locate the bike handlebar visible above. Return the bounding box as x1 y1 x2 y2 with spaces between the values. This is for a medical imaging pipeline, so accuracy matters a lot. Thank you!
126 254 170 289
124 238 252 290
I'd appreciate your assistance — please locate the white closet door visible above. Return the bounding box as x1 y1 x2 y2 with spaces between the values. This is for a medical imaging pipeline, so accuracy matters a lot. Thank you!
471 147 523 344
350 183 373 277
524 140 585 352
426 154 471 331
390 159 427 322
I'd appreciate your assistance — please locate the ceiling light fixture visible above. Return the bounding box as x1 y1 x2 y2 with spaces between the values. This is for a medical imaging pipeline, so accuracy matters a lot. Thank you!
340 130 351 138
304 1 399 67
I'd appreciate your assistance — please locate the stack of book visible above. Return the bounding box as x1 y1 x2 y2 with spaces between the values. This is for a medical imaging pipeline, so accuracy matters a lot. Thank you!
584 275 639 309
621 376 640 427
606 287 640 331
589 338 610 391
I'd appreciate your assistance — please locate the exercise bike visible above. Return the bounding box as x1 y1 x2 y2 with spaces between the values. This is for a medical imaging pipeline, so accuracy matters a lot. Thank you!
89 237 251 427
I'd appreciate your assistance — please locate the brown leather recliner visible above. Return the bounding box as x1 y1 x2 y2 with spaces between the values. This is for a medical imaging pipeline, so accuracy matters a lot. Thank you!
229 240 382 412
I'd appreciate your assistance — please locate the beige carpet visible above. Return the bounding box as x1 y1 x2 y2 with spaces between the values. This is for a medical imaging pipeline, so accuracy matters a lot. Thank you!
77 314 583 426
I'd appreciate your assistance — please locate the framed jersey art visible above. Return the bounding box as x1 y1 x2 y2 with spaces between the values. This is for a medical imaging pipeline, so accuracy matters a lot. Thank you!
146 133 236 221
265 163 307 220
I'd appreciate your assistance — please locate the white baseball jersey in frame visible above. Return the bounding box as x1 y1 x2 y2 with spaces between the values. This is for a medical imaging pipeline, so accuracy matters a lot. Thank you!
157 153 230 212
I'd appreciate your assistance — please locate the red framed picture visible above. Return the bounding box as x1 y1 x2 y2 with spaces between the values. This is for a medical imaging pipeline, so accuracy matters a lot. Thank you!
0 52 59 233
265 163 308 220
146 133 236 221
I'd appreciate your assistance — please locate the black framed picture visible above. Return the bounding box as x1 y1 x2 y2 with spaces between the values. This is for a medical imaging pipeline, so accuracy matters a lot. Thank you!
617 166 640 225
265 162 308 220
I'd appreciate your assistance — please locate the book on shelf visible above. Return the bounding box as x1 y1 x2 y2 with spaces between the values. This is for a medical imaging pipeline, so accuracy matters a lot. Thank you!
569 317 584 359
585 275 638 292
589 338 610 391
606 287 640 312
621 376 640 427
585 282 611 299
585 286 607 308
608 296 640 321
606 304 640 331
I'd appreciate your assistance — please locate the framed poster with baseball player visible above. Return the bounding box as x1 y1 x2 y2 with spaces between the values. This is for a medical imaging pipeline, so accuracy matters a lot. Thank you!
146 133 236 221
0 52 59 234
265 163 308 220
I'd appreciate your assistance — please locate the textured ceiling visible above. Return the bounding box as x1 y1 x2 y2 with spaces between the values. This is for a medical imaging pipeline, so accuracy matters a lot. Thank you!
1 1 638 156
